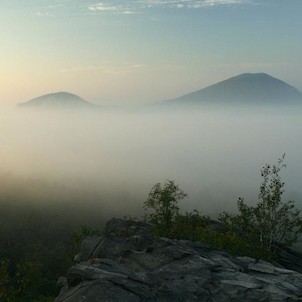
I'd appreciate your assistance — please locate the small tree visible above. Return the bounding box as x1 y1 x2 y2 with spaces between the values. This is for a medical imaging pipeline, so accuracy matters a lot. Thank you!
144 180 187 237
220 154 302 251
256 154 302 249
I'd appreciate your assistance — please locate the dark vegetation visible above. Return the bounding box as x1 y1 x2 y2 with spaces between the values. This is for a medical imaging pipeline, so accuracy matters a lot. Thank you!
1 155 302 301
0 201 102 302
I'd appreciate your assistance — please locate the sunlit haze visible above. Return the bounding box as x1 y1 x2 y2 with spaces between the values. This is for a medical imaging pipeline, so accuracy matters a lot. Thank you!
1 0 302 107
0 0 302 223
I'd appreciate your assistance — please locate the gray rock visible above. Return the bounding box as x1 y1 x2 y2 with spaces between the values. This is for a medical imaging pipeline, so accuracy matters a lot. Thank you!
55 218 302 302
56 276 67 288
79 236 104 262
274 243 302 274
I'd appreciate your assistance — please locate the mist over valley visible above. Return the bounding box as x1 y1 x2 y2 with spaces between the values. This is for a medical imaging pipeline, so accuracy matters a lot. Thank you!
2 1 302 299
2 73 302 222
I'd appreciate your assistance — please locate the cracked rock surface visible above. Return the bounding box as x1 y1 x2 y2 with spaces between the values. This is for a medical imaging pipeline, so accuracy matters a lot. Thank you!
55 218 302 301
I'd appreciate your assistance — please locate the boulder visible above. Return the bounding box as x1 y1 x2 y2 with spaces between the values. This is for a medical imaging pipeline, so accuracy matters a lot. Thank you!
55 218 302 301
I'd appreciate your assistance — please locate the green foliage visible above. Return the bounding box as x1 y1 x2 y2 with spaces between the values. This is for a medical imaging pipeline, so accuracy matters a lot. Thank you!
0 221 101 302
0 258 18 302
0 249 71 302
0 208 95 301
143 162 300 261
0 258 41 302
220 154 302 251
171 210 209 241
197 227 276 260
144 180 187 237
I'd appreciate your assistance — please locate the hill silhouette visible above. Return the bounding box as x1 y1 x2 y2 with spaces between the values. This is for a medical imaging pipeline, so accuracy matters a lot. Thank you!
165 73 302 105
18 92 95 109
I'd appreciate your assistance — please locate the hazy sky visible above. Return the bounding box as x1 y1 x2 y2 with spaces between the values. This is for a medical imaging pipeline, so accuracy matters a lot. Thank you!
1 0 302 106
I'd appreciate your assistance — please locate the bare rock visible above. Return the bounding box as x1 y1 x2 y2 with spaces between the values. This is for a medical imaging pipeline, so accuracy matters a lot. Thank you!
55 218 302 302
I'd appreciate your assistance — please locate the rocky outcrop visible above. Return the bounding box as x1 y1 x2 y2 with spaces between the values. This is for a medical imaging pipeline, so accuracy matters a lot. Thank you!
55 218 302 301
273 243 302 274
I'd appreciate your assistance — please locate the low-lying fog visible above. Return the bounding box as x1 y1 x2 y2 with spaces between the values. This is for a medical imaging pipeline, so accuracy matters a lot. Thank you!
1 105 302 225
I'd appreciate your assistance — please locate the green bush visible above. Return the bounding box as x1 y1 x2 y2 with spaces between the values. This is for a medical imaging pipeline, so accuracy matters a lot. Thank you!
220 154 302 251
197 226 276 260
143 163 300 261
171 210 209 241
144 180 187 237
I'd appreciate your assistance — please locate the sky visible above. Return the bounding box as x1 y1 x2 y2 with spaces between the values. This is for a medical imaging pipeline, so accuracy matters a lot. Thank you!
0 0 302 106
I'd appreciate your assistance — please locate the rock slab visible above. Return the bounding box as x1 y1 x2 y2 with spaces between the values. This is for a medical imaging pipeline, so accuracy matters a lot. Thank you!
55 218 302 301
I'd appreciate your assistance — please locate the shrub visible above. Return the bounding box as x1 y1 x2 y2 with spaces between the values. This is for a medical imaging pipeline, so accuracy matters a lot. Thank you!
144 180 187 237
171 210 209 241
219 154 302 251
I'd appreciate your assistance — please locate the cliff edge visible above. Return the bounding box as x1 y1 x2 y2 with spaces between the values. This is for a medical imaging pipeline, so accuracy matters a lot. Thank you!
55 218 302 302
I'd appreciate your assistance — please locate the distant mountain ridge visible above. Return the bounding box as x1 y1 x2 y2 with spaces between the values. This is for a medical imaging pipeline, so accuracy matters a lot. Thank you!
17 73 302 110
18 92 95 109
165 73 302 105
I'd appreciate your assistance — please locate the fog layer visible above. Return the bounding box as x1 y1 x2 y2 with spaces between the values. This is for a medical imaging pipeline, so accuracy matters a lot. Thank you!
1 105 302 221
